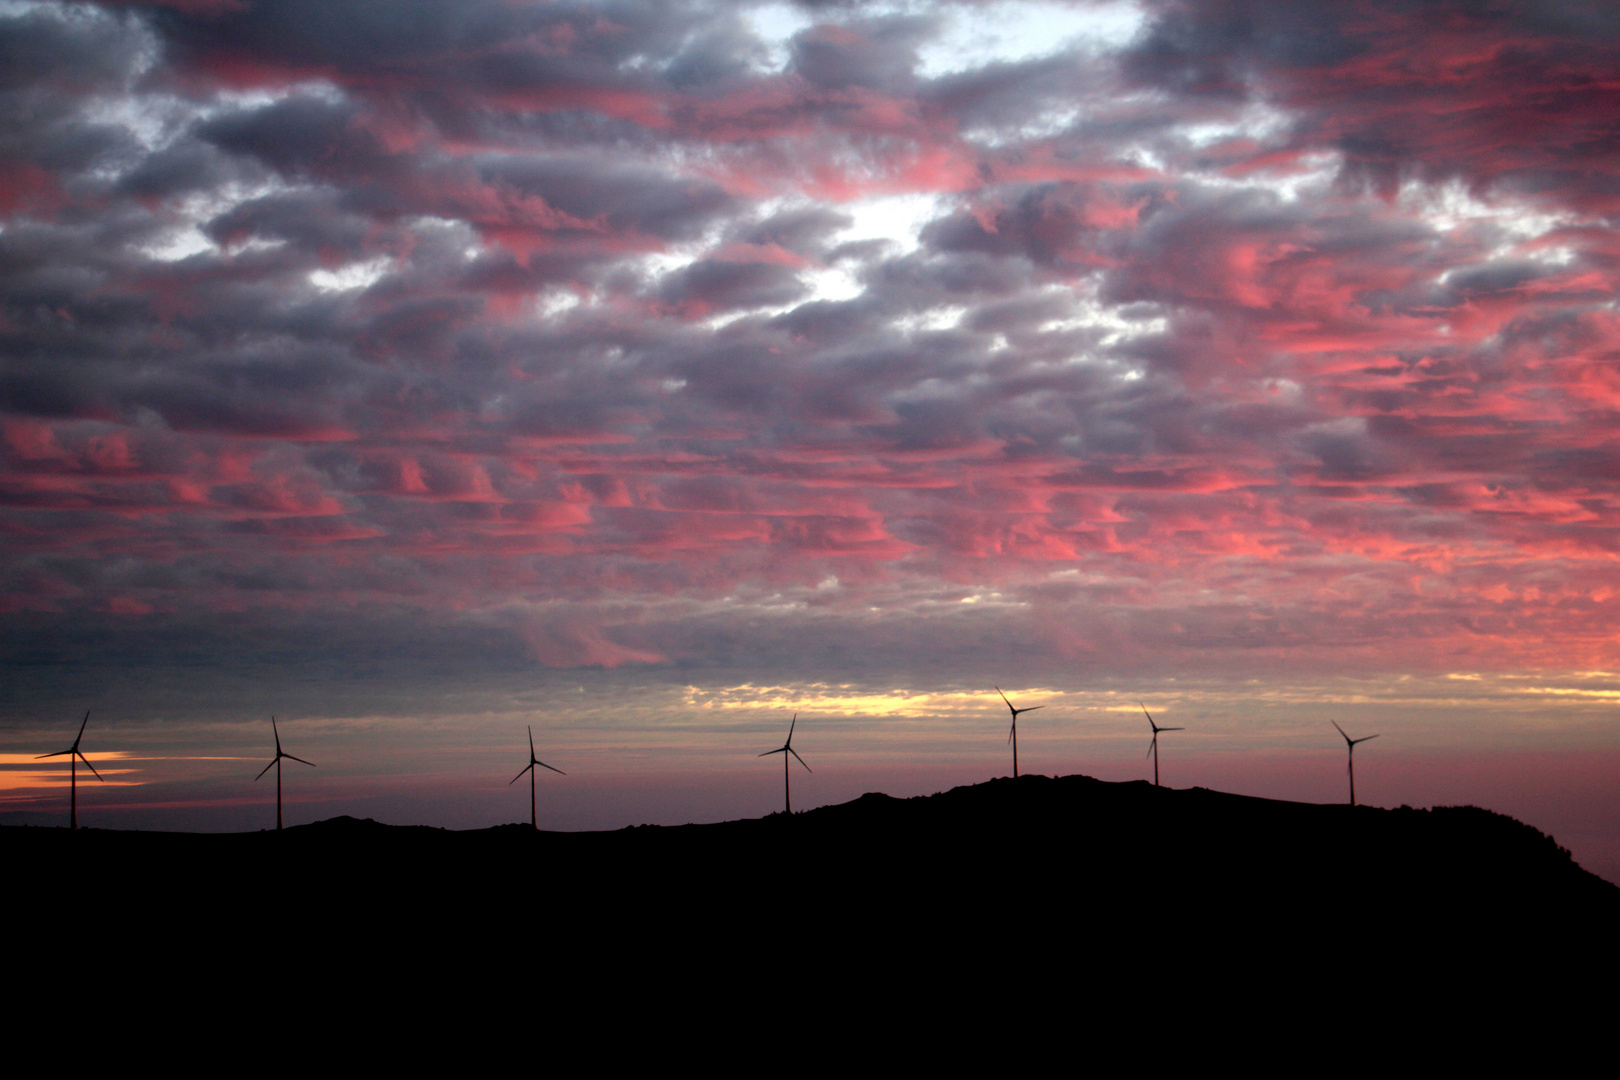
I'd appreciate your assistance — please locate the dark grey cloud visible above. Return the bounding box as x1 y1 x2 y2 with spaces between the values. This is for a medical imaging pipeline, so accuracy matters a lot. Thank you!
1125 0 1620 207
656 258 807 314
199 95 403 184
0 4 149 90
477 155 737 241
790 14 937 92
731 205 853 255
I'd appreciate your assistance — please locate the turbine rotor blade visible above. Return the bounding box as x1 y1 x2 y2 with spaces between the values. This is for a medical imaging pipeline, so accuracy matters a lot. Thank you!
1161 727 1184 732
536 760 565 775
284 754 316 767
759 747 786 757
996 686 1014 712
510 763 535 785
789 747 811 773
255 759 277 781
1018 706 1044 715
1331 720 1351 745
1146 738 1157 760
74 710 90 746
528 725 535 757
36 750 70 759
77 751 104 781
1139 702 1154 725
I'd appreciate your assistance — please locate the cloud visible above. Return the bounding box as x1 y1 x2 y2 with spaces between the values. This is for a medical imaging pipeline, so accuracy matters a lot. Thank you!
0 0 1616 689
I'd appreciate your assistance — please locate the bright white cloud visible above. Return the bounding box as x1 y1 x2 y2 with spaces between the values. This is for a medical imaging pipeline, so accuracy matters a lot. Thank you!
309 256 392 293
916 0 1145 78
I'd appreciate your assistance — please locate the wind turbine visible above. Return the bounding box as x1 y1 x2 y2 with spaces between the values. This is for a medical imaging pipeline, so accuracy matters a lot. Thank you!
36 710 103 830
1332 721 1379 807
254 717 314 831
759 714 810 815
996 687 1043 778
1140 703 1183 788
510 725 565 829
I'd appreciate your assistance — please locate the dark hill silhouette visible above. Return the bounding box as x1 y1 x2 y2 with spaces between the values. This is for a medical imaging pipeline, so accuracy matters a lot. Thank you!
10 774 1615 1006
11 775 1614 907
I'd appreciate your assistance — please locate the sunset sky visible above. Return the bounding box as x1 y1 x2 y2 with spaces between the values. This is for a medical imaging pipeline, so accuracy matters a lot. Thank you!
3 0 1618 877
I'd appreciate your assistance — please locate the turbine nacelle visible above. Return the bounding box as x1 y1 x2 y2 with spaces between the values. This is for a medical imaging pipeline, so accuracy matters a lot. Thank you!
1332 720 1379 752
35 710 104 781
996 687 1043 739
759 714 811 773
511 725 566 784
255 717 315 780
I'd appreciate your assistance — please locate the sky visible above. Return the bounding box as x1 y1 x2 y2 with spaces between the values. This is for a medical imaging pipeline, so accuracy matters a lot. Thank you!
3 0 1619 877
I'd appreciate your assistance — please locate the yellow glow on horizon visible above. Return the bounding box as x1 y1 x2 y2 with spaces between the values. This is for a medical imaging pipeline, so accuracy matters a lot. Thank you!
0 752 142 794
1513 687 1620 699
0 769 140 793
684 684 1006 716
680 684 1168 718
0 752 132 764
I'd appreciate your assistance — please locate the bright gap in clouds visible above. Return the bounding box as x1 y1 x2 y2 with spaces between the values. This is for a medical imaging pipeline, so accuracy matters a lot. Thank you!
656 192 949 319
1032 281 1169 354
1176 102 1294 153
1199 150 1342 205
310 256 392 293
745 0 1146 78
745 3 812 73
837 192 942 256
133 180 292 263
803 192 948 304
915 0 1146 78
1398 178 1580 259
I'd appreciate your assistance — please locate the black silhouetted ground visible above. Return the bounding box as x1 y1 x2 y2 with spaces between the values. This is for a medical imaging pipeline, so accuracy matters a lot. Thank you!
10 774 1616 1012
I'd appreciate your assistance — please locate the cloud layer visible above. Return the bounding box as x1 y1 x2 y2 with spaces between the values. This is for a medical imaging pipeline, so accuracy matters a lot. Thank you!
5 0 1620 687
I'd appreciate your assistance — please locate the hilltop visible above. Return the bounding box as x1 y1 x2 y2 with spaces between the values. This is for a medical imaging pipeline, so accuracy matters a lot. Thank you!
12 775 1614 934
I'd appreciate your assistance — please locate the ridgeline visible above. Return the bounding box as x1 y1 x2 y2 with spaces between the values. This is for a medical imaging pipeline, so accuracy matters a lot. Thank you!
11 774 1615 980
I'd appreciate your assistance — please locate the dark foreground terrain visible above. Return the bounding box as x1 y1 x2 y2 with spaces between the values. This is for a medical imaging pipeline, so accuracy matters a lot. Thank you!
13 775 1614 921
10 774 1616 1015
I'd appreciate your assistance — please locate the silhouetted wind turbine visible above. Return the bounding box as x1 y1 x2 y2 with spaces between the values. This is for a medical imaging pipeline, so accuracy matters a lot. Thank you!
254 717 314 831
510 725 565 829
759 714 810 815
36 711 102 830
1141 703 1183 788
996 687 1043 778
1332 721 1379 807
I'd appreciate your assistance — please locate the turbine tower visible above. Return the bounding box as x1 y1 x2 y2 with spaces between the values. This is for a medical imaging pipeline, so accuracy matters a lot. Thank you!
759 714 810 815
36 711 103 830
1332 721 1379 807
996 688 1043 778
254 717 314 831
510 725 565 829
1140 703 1183 788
